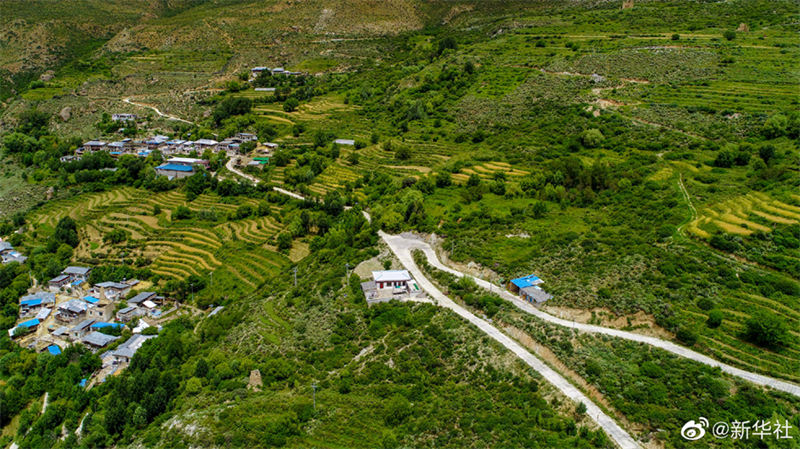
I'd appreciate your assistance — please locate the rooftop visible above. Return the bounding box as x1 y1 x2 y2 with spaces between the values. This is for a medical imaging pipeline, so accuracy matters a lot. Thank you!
63 266 91 276
129 291 155 304
510 274 542 289
82 331 119 347
156 164 194 172
372 270 412 282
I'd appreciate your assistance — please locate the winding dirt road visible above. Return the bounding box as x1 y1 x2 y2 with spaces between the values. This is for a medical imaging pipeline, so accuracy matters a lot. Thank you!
122 98 195 125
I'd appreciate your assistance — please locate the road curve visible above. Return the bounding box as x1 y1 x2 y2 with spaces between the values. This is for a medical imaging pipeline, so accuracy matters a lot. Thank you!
386 233 800 398
224 157 305 200
380 231 640 449
122 98 195 125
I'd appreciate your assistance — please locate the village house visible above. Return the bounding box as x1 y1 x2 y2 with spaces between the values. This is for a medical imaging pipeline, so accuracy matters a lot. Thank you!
193 139 218 151
87 300 115 321
95 281 131 300
48 274 71 291
112 113 138 122
1 242 27 265
334 139 356 146
59 155 80 163
116 306 145 322
145 135 170 149
81 140 107 153
361 270 422 304
19 292 55 316
508 274 552 305
63 266 92 282
128 291 157 307
69 318 95 340
111 334 156 364
56 299 88 323
82 331 119 350
8 318 40 338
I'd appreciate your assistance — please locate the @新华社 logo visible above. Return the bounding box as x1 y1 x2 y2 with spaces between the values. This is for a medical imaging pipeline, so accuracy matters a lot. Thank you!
681 417 709 441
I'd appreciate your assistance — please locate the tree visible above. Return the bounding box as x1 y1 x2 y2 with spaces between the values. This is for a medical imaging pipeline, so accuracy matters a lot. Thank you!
745 312 789 348
762 114 787 138
723 30 736 41
435 171 451 188
671 34 680 40
395 146 411 160
383 394 412 425
467 174 481 187
283 97 299 112
173 206 192 220
758 144 775 164
706 310 724 328
54 217 79 247
713 150 735 168
581 129 604 148
277 233 292 251
437 37 457 55
676 326 698 346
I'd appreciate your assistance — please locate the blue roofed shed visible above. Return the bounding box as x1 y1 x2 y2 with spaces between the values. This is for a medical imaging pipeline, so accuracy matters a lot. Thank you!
47 345 62 355
509 274 542 289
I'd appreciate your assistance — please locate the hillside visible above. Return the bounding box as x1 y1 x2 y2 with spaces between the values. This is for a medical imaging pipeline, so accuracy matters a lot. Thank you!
1 0 799 448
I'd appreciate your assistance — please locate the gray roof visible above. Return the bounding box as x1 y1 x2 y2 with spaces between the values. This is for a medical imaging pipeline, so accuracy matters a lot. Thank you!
208 306 224 317
112 334 155 359
52 326 70 336
520 286 552 303
97 281 129 290
118 306 136 314
128 292 156 305
49 274 70 283
60 299 88 314
63 266 91 276
82 331 119 347
0 242 12 251
20 292 55 304
72 318 95 332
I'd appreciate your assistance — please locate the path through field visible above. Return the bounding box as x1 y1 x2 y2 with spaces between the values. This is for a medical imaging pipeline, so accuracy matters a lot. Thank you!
122 98 195 125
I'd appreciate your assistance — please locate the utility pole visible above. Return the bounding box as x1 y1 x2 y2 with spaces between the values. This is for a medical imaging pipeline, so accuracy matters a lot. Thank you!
345 263 350 279
292 267 298 287
209 271 213 288
312 383 317 410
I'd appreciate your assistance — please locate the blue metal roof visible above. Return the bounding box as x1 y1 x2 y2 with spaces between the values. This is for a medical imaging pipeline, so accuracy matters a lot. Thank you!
91 322 123 329
21 298 42 307
156 164 194 172
18 318 40 328
79 378 87 387
510 274 541 289
83 296 100 304
47 345 62 355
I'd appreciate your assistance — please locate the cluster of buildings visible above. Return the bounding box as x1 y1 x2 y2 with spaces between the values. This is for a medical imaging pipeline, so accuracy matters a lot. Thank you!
9 265 167 347
9 264 168 384
0 240 26 265
62 132 264 164
250 66 304 79
6 260 179 387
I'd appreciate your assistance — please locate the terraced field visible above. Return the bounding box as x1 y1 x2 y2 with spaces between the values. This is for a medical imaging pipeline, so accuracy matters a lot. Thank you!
37 187 296 295
452 161 529 184
687 192 800 238
693 290 800 382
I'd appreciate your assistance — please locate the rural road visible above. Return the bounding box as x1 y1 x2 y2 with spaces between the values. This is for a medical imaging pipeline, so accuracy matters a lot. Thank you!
386 233 800 398
224 157 305 200
380 231 640 449
122 98 195 125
